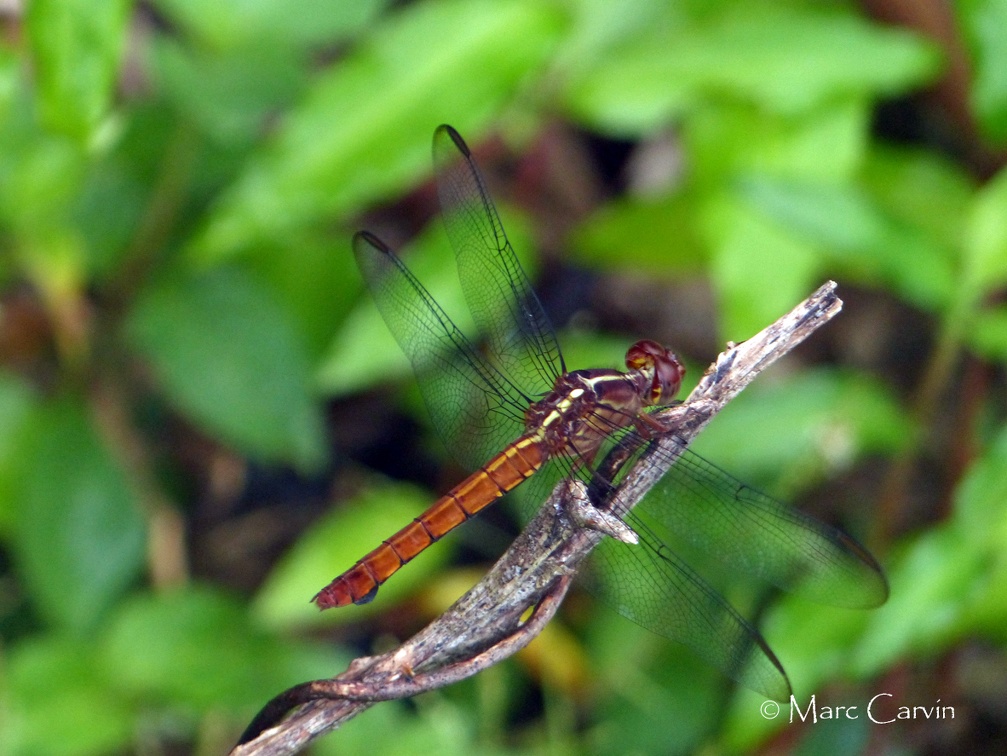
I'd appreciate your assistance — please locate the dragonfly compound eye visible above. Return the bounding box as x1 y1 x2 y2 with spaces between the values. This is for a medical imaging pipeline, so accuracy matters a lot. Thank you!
625 340 685 404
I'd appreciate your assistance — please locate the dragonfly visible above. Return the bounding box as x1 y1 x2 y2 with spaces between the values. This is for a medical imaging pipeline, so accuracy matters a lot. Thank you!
314 125 888 700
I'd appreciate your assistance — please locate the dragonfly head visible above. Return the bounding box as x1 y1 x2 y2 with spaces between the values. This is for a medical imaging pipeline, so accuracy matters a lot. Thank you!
625 339 685 406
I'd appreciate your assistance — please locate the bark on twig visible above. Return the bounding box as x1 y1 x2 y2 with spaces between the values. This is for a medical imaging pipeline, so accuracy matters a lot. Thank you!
233 281 842 755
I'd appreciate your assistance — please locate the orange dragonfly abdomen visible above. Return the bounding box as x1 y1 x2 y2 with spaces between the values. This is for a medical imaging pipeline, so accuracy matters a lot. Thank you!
313 434 547 609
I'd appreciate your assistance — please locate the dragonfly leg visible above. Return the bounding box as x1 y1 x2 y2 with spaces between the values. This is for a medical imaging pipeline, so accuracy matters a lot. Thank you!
562 480 639 545
634 411 668 438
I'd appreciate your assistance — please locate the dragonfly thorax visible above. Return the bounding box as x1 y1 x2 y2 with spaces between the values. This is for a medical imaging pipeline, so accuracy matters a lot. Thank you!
525 341 682 461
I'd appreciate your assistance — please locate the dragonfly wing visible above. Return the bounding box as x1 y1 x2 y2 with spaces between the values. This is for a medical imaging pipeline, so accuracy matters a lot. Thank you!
433 125 563 398
588 523 792 701
353 231 530 468
619 435 889 609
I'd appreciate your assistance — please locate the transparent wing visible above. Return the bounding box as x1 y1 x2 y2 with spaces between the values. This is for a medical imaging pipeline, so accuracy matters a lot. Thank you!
353 231 530 468
433 125 563 398
589 523 792 700
555 417 887 700
613 435 889 609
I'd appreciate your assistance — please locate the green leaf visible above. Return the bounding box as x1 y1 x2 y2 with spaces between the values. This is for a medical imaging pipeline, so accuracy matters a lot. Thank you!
968 306 1007 360
944 427 1007 645
127 267 326 471
957 0 1007 142
151 0 389 49
589 615 721 754
690 369 913 497
704 191 819 341
249 231 362 361
552 0 672 87
570 103 869 277
0 372 36 534
102 586 341 711
953 425 1007 545
253 479 453 629
25 0 131 142
860 145 975 255
565 4 940 132
7 634 134 756
71 150 149 279
149 38 309 145
856 527 983 673
569 190 708 273
189 0 565 263
0 100 89 240
737 176 957 312
0 46 20 125
10 396 147 632
963 165 1007 300
324 694 478 756
687 99 870 184
966 558 1007 643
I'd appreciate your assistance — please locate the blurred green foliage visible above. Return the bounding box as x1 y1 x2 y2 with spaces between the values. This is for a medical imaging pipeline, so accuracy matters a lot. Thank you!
1 0 1006 754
